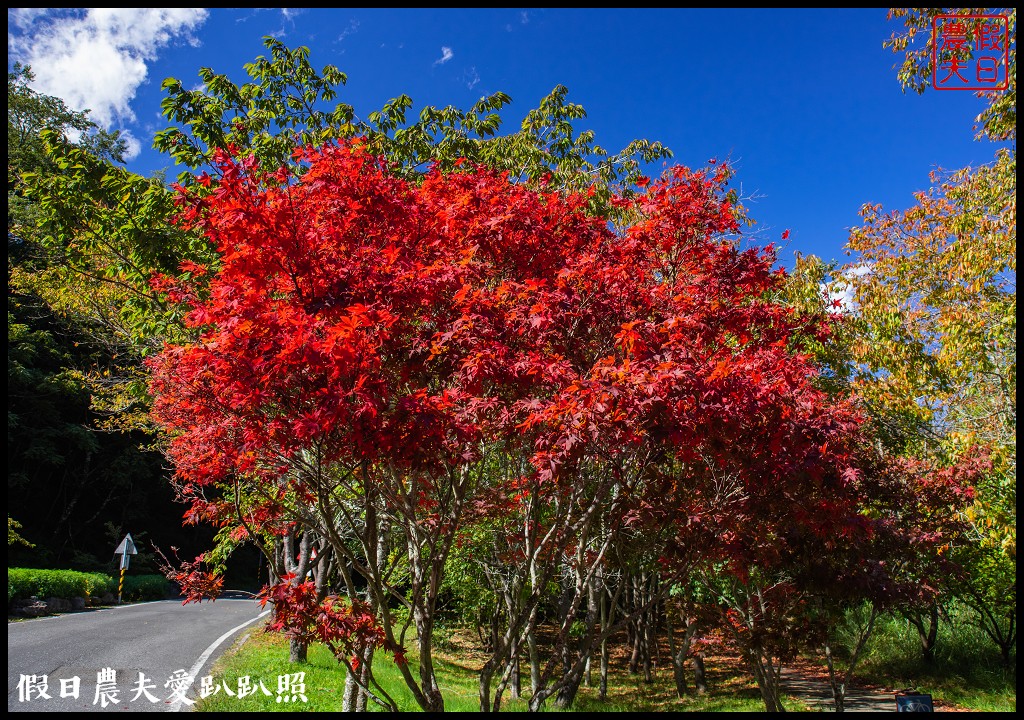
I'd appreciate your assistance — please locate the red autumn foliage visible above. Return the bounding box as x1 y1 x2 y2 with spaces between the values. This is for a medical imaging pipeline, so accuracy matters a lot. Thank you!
148 138 976 710
152 546 224 605
259 577 390 665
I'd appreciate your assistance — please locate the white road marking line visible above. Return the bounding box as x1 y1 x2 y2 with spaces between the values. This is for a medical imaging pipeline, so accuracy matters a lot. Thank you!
168 608 271 712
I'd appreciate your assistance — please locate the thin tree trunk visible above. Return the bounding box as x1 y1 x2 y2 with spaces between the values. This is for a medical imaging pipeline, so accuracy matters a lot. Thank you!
628 576 642 674
528 627 540 697
510 637 522 698
824 643 845 713
693 653 707 694
971 600 1016 667
749 649 786 713
905 605 941 664
824 603 878 714
282 531 313 664
599 589 609 700
666 607 689 698
642 579 655 683
342 643 375 712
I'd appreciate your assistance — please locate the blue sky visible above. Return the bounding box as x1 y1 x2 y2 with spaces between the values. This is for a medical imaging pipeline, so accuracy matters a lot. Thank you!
7 8 1005 269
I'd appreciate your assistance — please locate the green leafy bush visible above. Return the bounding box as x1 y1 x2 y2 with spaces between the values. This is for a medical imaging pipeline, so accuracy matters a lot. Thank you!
121 574 171 601
85 572 117 598
8 568 169 604
8 568 111 600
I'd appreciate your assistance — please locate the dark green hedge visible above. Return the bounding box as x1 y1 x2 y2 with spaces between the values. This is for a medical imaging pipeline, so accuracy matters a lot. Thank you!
8 568 115 601
8 569 170 603
121 574 172 601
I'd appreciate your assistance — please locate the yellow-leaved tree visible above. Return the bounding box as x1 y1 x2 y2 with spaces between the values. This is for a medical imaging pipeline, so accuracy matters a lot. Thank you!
843 8 1015 665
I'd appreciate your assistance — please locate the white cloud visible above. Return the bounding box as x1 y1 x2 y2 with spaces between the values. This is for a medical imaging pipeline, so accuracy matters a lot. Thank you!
336 18 359 42
507 11 530 31
822 264 871 314
465 67 480 90
234 9 270 24
8 8 50 28
120 129 143 161
434 46 454 65
7 8 208 132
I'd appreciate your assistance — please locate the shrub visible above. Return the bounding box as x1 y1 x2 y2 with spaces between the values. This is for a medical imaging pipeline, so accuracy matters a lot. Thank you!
121 574 171 601
8 568 172 605
9 568 93 600
85 572 117 598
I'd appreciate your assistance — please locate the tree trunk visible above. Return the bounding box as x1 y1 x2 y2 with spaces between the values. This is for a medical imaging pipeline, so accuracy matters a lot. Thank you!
642 593 655 682
342 643 374 712
414 607 445 712
666 608 690 698
693 653 707 694
628 577 642 674
599 589 609 700
528 627 540 696
971 600 1016 668
553 656 588 709
906 605 940 664
749 649 785 713
583 577 598 689
509 638 522 698
479 661 496 713
280 531 313 664
342 671 358 712
289 638 308 663
554 560 602 710
824 643 845 713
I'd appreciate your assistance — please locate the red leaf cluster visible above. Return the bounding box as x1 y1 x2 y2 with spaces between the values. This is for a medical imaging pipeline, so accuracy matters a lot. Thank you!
259 578 388 662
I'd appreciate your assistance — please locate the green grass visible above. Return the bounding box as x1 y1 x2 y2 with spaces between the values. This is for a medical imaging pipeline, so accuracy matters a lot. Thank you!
848 605 1016 713
194 629 501 712
196 623 808 712
197 608 1017 712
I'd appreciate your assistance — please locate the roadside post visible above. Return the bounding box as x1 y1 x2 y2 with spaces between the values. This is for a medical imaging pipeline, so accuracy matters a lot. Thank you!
114 533 138 604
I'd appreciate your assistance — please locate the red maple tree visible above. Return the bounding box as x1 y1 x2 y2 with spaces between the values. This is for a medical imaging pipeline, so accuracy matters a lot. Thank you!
149 140 975 712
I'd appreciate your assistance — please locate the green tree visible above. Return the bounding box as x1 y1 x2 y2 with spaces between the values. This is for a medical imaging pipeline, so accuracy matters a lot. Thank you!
154 38 671 221
7 65 191 569
839 7 1016 662
886 8 1016 141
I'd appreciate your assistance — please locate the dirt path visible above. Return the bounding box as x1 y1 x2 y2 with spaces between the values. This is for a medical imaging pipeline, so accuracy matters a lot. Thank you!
780 661 968 712
782 666 897 712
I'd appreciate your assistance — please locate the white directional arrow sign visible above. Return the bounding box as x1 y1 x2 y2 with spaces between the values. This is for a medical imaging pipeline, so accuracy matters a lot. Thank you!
114 533 138 604
114 533 138 569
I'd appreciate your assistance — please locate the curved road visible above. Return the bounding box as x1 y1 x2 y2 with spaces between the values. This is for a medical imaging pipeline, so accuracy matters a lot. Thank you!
8 592 268 713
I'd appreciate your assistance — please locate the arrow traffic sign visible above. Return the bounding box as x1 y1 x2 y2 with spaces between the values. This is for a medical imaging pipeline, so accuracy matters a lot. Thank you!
114 533 137 557
114 533 138 602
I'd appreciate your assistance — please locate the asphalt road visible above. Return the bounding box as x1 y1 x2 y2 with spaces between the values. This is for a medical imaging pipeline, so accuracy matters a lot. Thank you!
8 592 269 713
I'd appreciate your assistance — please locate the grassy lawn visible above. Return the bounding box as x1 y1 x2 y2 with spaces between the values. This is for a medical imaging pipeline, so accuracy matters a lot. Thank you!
196 609 1015 712
195 622 808 712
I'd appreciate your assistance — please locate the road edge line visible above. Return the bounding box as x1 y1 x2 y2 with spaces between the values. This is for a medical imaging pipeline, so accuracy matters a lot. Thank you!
168 607 271 712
